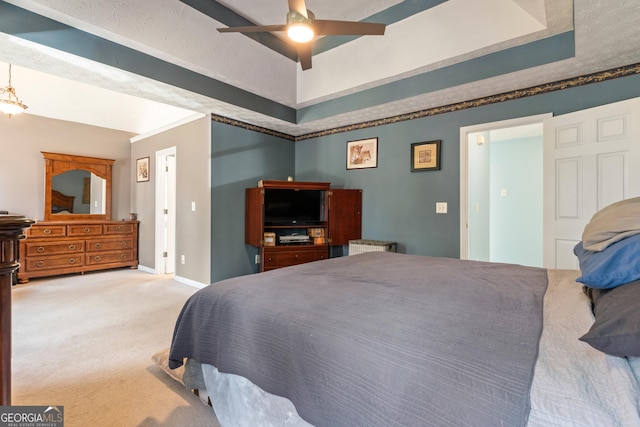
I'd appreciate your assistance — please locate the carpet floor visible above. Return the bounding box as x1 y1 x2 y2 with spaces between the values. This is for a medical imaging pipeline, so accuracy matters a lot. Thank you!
11 268 221 427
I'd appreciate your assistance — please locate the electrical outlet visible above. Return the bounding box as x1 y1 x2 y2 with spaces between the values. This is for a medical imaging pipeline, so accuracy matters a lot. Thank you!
181 254 186 265
436 202 448 214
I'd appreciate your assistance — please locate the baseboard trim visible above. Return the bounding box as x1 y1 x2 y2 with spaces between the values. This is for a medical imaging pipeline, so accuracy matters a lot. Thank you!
173 275 207 289
137 265 207 288
138 265 155 274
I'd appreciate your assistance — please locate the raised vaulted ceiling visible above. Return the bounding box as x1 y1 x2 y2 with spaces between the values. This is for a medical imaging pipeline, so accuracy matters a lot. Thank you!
0 0 638 137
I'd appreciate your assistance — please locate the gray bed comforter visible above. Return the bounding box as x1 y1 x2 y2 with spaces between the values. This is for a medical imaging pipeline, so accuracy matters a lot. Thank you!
169 252 548 427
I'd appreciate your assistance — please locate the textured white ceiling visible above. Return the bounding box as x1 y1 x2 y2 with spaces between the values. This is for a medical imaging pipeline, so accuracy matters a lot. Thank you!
0 0 638 137
216 0 405 30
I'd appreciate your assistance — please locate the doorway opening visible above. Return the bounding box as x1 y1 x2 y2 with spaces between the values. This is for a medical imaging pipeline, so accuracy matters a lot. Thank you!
459 114 550 267
155 147 177 275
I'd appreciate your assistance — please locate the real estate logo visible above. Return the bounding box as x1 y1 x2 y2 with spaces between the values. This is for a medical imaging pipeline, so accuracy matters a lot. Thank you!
0 406 64 427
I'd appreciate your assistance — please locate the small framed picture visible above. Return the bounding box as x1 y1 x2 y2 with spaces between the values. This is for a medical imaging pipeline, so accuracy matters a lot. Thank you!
411 140 441 171
347 137 378 170
136 157 150 182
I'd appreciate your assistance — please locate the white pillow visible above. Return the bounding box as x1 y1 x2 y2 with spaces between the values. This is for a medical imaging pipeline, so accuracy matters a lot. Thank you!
582 197 640 252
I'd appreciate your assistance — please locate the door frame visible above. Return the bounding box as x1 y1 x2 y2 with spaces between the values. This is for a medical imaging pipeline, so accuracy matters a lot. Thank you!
459 113 551 260
154 146 177 274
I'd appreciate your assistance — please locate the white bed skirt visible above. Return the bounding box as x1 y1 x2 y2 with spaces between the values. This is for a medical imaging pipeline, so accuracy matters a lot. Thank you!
201 363 312 427
195 269 640 427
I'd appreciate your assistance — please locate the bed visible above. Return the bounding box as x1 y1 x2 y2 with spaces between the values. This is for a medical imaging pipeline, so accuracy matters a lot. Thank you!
167 198 640 427
51 189 74 213
166 252 640 427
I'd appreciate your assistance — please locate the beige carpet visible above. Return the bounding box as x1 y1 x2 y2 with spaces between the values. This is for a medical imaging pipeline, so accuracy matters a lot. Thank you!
10 269 221 427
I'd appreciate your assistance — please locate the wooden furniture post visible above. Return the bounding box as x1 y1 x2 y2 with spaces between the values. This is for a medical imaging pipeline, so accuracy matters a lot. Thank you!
0 214 35 405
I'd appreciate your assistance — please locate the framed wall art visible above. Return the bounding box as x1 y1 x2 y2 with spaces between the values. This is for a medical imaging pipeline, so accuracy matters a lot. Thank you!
347 137 378 170
136 157 150 182
411 140 441 171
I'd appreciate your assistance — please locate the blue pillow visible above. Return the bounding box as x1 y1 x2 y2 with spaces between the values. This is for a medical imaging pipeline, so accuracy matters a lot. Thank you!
574 234 640 288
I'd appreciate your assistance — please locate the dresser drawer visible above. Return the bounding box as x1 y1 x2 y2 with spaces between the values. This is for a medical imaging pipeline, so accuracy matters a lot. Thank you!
17 220 138 284
25 254 84 272
68 224 103 236
86 238 134 252
24 240 85 256
103 223 135 235
27 225 67 238
263 248 327 269
277 250 318 265
86 250 133 265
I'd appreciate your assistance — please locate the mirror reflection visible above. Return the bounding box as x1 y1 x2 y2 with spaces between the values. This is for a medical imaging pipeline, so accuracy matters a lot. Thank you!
51 170 106 215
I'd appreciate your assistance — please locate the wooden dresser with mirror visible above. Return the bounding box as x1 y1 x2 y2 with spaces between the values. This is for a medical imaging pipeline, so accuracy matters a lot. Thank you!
17 152 139 283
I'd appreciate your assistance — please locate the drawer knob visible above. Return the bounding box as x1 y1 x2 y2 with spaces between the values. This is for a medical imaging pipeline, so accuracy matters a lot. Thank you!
94 243 102 249
36 261 45 267
120 253 127 259
43 228 52 235
36 246 45 253
68 258 76 264
94 256 102 261
68 244 76 250
115 226 122 231
83 227 91 233
120 241 127 247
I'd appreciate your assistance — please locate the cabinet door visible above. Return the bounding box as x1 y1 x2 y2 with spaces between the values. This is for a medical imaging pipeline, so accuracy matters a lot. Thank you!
328 189 362 245
245 187 264 246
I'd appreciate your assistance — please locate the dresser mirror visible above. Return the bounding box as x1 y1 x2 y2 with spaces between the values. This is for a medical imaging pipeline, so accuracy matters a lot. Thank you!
42 152 114 221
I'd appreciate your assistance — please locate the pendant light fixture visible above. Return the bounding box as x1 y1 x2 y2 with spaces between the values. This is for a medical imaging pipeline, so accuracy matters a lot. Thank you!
0 64 28 118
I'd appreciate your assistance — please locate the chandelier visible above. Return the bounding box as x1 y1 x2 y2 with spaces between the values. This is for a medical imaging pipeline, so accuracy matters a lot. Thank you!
0 64 28 117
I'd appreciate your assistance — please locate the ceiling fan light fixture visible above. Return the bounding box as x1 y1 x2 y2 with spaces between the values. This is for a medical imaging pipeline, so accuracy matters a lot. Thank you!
286 10 315 43
0 64 27 118
287 23 314 43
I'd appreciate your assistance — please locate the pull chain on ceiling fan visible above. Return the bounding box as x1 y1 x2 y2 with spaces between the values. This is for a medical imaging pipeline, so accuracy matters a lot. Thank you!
217 0 386 70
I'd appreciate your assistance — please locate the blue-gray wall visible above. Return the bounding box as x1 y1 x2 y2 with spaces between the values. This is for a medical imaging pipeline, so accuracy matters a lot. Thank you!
292 74 640 260
210 73 640 282
211 122 295 282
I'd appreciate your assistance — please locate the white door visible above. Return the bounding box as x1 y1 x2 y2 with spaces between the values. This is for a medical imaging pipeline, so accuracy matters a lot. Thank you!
155 147 177 274
543 97 640 268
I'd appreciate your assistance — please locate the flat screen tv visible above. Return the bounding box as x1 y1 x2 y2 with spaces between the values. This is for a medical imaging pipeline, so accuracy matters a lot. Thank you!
264 189 324 226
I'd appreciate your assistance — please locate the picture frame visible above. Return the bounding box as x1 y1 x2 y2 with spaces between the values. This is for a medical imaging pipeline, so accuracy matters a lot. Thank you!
136 157 150 182
411 140 441 171
347 137 378 170
82 177 90 204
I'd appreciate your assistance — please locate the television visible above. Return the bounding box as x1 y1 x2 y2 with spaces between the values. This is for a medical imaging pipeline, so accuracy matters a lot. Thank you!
264 189 324 226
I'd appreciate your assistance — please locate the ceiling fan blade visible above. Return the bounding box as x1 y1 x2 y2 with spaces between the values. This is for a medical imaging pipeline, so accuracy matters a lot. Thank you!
218 25 287 33
314 20 386 36
288 0 308 18
295 43 312 70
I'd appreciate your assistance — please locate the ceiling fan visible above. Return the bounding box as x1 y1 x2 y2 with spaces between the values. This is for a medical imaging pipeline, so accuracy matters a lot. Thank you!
217 0 386 70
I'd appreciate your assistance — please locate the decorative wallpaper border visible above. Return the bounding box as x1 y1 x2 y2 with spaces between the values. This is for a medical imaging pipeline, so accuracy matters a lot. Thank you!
212 62 640 142
210 115 296 141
